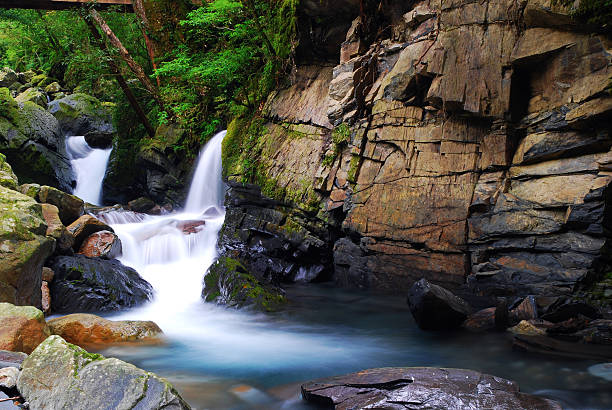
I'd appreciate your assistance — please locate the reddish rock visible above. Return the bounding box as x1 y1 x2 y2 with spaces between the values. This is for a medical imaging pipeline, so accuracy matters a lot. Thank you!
41 267 54 282
66 215 113 250
77 230 122 259
0 303 51 354
463 307 496 332
511 295 538 323
41 203 74 252
177 220 205 235
41 281 50 314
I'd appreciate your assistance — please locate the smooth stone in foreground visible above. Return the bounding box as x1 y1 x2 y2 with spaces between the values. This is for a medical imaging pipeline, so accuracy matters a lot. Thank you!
0 304 50 354
48 313 162 349
17 336 190 410
301 367 562 409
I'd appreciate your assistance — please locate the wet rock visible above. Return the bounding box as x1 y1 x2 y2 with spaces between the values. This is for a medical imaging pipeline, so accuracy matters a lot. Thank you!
407 279 473 330
38 186 84 226
513 334 612 361
84 130 114 149
301 367 562 409
47 93 116 136
462 307 496 332
77 230 121 259
48 313 162 348
17 336 190 409
541 300 599 323
0 303 51 354
511 295 539 323
49 255 152 313
41 203 74 253
128 196 155 213
66 214 113 250
177 220 205 235
203 256 287 312
0 351 27 369
0 185 55 307
509 320 548 336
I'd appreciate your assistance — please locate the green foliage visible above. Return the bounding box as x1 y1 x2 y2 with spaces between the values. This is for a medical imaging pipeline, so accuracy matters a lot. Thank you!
323 123 352 168
555 0 612 30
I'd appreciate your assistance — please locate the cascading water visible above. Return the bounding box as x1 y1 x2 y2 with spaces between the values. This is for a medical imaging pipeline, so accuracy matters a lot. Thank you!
66 136 112 205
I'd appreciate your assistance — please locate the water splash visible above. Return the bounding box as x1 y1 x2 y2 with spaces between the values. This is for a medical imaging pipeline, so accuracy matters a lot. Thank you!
66 136 112 205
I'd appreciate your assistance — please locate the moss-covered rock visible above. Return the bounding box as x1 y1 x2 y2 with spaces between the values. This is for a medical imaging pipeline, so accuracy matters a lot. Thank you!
0 303 51 354
0 68 18 88
15 87 47 109
48 93 115 136
0 153 18 190
0 185 55 307
203 256 287 312
17 335 190 409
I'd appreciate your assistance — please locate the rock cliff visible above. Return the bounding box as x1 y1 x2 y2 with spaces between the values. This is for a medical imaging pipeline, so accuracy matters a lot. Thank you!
219 0 612 299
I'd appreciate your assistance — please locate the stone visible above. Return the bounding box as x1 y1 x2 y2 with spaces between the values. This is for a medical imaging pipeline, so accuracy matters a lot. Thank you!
0 68 17 88
84 130 114 149
44 82 61 94
0 303 51 354
15 87 47 109
301 367 562 409
18 183 40 199
407 279 473 330
77 230 122 259
47 93 116 136
513 334 612 361
177 220 205 235
66 214 113 250
41 281 51 314
127 196 155 213
203 256 287 312
462 307 496 332
541 300 599 323
41 203 74 253
47 314 162 348
0 153 18 190
0 366 18 390
41 267 54 283
49 255 153 313
511 295 539 323
17 336 190 409
0 350 27 369
38 186 84 226
509 320 547 336
0 186 55 307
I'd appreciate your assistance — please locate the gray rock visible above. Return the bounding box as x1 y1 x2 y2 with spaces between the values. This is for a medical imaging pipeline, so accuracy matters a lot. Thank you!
17 336 190 410
0 351 27 369
0 367 18 390
301 367 562 409
0 68 18 88
407 278 473 330
48 93 116 136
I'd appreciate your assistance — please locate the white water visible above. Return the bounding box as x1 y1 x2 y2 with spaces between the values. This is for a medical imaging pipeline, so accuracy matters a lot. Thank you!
66 136 112 205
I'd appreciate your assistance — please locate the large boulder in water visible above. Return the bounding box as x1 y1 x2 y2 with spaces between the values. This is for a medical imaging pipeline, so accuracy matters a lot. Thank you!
48 93 116 137
48 313 162 349
49 255 153 313
301 367 562 409
17 336 190 409
407 278 473 330
0 185 55 307
0 88 74 191
0 303 51 354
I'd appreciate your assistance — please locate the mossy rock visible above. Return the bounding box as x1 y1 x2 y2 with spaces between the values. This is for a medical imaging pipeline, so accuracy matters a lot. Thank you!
203 256 287 312
47 93 116 136
15 87 47 109
0 153 18 190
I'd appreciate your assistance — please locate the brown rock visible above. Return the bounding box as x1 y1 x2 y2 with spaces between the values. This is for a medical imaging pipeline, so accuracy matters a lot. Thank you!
47 313 163 349
66 215 113 250
462 307 496 332
41 203 74 252
511 295 538 323
77 230 122 259
38 186 84 226
0 303 51 354
41 267 54 282
177 220 205 235
41 281 50 314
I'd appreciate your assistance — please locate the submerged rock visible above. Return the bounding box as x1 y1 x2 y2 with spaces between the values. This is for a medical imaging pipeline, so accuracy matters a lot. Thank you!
407 278 473 330
17 336 190 409
48 313 162 349
0 303 50 354
301 367 562 409
203 256 287 312
49 255 153 313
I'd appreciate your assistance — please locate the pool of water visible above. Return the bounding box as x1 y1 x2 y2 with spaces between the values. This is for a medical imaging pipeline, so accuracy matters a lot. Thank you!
100 284 612 410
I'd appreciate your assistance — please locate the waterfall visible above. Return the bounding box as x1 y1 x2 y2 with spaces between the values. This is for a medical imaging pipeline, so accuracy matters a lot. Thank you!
98 131 227 326
66 136 112 205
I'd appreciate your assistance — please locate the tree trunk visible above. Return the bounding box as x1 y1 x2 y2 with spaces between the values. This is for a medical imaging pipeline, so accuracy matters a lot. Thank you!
84 16 156 138
89 9 165 112
241 0 276 57
132 0 160 87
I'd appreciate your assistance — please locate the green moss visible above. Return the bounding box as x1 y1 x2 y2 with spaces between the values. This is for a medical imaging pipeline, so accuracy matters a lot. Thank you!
347 155 361 183
332 123 351 145
66 341 104 377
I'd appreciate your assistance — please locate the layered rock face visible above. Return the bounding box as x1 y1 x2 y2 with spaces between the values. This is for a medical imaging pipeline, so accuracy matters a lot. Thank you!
222 0 612 298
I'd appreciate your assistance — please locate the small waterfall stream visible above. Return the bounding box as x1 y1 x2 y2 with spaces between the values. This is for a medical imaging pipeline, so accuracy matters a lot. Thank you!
66 136 112 205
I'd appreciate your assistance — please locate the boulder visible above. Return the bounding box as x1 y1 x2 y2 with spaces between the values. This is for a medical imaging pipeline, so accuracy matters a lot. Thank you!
84 131 114 149
0 68 17 88
48 313 162 348
0 186 55 306
0 304 50 354
47 93 116 136
407 279 473 330
66 215 113 250
17 336 190 409
541 300 599 323
0 153 18 190
41 267 54 283
41 203 74 253
462 307 496 332
44 82 61 94
0 366 18 390
38 185 84 226
203 256 287 312
49 255 153 313
0 350 27 369
177 220 205 235
128 196 155 213
510 295 539 323
15 87 47 109
17 183 40 199
301 367 562 409
77 230 122 259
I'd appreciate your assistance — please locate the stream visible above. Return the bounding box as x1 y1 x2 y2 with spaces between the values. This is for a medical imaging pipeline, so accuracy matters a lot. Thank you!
66 132 612 410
